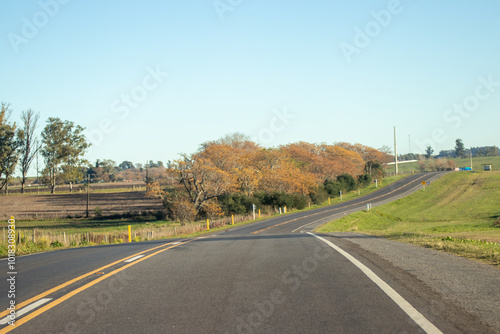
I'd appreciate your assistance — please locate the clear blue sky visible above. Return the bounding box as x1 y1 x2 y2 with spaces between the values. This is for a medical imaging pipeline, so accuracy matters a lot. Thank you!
1 0 499 171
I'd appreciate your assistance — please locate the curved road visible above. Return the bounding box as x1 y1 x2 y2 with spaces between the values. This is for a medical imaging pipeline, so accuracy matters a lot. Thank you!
1 171 490 333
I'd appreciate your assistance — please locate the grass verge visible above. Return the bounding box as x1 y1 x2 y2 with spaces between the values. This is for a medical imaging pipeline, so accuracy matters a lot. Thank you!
317 171 500 266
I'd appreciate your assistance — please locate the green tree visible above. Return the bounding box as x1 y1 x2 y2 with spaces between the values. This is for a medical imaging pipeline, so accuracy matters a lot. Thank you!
118 161 135 170
0 103 21 193
41 118 90 193
425 146 434 159
455 139 466 158
92 159 117 182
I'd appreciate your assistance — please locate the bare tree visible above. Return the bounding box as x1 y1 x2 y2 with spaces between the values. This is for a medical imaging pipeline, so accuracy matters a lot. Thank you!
18 109 40 193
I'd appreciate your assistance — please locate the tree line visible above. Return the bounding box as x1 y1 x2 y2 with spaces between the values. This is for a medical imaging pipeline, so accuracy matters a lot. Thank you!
148 134 393 221
1 103 171 193
418 139 499 161
2 103 392 221
1 103 91 193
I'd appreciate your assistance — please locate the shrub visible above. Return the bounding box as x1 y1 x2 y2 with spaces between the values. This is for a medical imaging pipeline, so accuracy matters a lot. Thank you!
164 198 197 222
154 210 167 220
94 206 102 217
357 174 372 188
309 187 328 205
325 174 357 195
256 192 308 210
324 179 341 196
50 241 64 248
290 193 308 210
337 173 357 192
36 238 50 250
218 193 261 215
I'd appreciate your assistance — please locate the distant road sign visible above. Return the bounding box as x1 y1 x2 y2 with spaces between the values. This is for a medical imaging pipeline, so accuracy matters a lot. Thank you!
422 181 427 185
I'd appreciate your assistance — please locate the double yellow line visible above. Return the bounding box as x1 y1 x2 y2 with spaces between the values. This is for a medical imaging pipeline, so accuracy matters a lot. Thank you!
0 239 193 333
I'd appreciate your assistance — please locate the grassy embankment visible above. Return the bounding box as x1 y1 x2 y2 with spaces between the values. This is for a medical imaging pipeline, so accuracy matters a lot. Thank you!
0 174 409 256
317 170 500 266
386 155 500 174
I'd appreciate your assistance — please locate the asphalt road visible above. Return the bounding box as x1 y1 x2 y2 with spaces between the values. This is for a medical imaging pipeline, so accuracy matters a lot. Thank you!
1 171 492 333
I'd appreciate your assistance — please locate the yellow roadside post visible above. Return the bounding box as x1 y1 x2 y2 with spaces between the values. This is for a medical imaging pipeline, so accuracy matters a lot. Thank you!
231 215 234 225
128 225 131 242
207 219 210 230
328 197 331 205
258 209 261 218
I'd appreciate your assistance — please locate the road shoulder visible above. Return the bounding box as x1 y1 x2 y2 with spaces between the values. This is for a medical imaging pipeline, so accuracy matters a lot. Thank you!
322 232 500 333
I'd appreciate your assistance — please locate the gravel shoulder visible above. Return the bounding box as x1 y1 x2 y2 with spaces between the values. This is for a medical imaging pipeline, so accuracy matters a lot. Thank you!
325 232 500 333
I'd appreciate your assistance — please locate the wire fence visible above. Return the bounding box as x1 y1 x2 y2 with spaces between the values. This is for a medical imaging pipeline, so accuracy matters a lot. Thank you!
0 212 272 254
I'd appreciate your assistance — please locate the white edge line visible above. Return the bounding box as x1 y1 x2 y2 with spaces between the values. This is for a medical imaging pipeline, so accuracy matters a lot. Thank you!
124 255 145 263
307 232 443 334
0 298 52 325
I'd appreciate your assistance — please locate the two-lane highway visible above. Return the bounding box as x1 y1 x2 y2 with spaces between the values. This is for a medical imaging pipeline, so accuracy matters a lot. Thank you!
2 171 491 333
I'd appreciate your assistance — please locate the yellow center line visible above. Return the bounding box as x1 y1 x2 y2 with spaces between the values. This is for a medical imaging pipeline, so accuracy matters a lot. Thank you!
251 174 429 235
0 239 183 319
0 239 194 334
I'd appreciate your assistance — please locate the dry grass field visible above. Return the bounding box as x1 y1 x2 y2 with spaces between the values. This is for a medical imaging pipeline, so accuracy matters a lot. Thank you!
0 191 163 220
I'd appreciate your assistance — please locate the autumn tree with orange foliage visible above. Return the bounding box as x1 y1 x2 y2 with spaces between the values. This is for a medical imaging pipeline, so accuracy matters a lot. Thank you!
280 142 368 181
254 149 316 194
167 153 237 219
164 134 391 221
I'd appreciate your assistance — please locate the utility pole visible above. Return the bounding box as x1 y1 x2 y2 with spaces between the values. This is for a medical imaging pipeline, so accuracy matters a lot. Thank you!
470 147 473 170
394 126 399 175
36 149 39 195
86 174 90 218
408 134 411 154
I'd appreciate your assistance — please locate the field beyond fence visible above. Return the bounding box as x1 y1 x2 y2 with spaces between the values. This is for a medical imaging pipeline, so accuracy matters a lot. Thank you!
0 190 161 220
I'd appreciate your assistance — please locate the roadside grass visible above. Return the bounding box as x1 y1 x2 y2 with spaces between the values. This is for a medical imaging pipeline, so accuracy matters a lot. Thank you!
454 155 500 170
317 171 500 266
386 156 500 174
0 173 409 257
